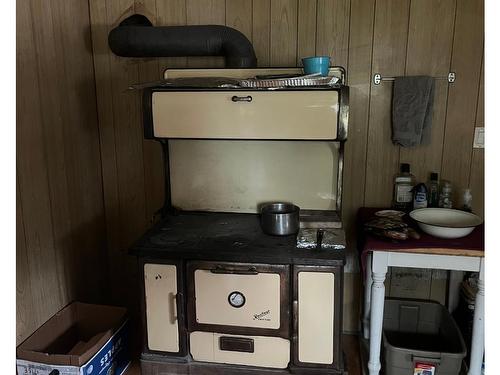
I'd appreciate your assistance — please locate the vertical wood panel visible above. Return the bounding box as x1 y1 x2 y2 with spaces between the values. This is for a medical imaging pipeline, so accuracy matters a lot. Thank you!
316 0 350 68
396 0 456 293
186 0 226 67
343 0 375 253
156 0 188 72
441 0 484 206
342 0 374 329
108 0 148 243
469 59 484 217
17 0 106 342
364 0 410 206
17 0 65 329
52 0 108 301
270 0 298 66
469 150 484 217
135 0 166 225
105 0 147 311
399 0 456 184
30 0 73 304
16 175 37 344
252 0 271 66
297 0 317 66
475 59 484 127
89 0 122 263
226 0 253 42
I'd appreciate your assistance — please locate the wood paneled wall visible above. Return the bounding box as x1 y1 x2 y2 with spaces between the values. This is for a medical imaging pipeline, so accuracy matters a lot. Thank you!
15 0 483 344
88 0 484 331
16 0 107 344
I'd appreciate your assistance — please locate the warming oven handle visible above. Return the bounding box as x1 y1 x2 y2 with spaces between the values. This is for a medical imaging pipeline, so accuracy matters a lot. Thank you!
231 95 253 103
210 265 258 275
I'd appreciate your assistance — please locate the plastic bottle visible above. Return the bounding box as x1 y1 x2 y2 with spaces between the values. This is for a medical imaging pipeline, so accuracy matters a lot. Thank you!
393 163 415 212
462 188 472 212
413 183 428 209
438 180 453 208
427 172 439 208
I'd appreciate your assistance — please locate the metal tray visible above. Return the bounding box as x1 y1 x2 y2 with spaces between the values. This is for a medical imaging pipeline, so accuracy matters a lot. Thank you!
240 74 340 88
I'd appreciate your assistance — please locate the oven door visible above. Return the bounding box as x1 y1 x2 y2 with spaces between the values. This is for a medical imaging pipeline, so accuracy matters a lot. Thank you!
187 261 290 338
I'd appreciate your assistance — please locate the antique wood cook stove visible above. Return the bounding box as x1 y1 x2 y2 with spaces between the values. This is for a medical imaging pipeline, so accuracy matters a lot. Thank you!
131 67 349 374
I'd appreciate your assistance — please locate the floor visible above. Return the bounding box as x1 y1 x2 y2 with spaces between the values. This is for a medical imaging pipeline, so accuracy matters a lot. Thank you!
124 334 362 375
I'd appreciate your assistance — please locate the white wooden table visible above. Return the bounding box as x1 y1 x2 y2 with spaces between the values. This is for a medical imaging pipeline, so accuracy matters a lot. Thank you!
362 249 484 375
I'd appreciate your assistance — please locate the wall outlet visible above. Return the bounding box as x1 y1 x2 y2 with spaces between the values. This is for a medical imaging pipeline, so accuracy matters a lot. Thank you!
473 127 484 148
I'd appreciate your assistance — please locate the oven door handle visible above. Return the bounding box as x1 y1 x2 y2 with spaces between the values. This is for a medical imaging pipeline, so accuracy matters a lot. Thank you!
210 265 258 275
170 292 179 324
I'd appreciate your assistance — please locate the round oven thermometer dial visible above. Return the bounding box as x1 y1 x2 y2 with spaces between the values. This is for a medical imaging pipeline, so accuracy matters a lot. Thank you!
228 291 246 308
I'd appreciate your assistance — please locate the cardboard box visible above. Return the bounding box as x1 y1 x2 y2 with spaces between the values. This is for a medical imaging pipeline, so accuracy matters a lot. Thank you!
17 302 130 375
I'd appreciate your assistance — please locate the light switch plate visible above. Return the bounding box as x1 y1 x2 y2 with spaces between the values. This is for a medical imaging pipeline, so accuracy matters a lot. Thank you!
473 127 484 148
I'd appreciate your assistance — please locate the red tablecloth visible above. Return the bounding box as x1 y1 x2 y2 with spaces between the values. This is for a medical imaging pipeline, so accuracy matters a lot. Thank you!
357 207 484 277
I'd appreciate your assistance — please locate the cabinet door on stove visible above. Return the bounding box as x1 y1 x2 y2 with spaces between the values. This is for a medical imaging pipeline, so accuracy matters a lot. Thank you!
292 265 343 369
144 263 180 353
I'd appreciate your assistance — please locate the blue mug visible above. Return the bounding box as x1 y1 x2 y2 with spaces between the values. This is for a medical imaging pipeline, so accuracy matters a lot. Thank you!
302 56 331 76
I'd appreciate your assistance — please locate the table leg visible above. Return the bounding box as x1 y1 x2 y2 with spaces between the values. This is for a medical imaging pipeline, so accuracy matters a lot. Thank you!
368 252 388 375
363 253 373 339
468 258 484 375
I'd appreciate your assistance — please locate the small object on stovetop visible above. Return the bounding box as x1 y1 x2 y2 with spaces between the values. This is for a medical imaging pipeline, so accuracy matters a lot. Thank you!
315 229 324 249
296 228 345 250
260 202 300 236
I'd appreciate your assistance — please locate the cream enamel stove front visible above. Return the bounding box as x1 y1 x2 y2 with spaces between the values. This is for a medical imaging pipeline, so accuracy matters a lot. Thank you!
135 67 348 375
186 261 291 369
141 255 344 373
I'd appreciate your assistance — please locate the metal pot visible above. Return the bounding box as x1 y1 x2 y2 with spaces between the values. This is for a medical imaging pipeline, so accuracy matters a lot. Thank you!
260 203 300 236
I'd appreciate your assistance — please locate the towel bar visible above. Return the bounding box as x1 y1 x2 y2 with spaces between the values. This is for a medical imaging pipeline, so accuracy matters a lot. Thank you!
373 72 456 85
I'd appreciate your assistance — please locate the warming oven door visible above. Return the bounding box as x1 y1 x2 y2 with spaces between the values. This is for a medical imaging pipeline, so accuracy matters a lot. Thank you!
186 261 290 338
149 89 345 140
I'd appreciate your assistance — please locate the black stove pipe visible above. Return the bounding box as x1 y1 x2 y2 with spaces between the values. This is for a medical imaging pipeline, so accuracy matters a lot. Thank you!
108 14 257 68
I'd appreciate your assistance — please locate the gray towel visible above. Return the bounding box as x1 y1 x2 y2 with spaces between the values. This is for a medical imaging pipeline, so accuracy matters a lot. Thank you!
392 76 435 147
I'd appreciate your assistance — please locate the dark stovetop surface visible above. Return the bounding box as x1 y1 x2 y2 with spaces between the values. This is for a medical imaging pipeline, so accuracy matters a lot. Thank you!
130 211 346 266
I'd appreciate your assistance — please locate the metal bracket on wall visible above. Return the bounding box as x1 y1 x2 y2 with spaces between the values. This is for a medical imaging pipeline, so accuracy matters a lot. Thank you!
373 72 456 85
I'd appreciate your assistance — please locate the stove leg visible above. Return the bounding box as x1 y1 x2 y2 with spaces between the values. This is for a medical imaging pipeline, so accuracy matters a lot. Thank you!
468 258 484 375
363 253 373 339
368 252 388 375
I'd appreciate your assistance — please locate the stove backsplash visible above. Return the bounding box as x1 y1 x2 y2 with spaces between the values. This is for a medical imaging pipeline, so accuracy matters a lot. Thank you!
169 139 341 213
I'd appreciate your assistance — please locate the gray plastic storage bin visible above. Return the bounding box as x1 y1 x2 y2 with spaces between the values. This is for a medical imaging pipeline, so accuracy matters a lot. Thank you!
383 298 466 375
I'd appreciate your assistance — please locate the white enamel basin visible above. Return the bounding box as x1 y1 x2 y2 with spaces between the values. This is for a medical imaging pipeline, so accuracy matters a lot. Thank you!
409 208 483 239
